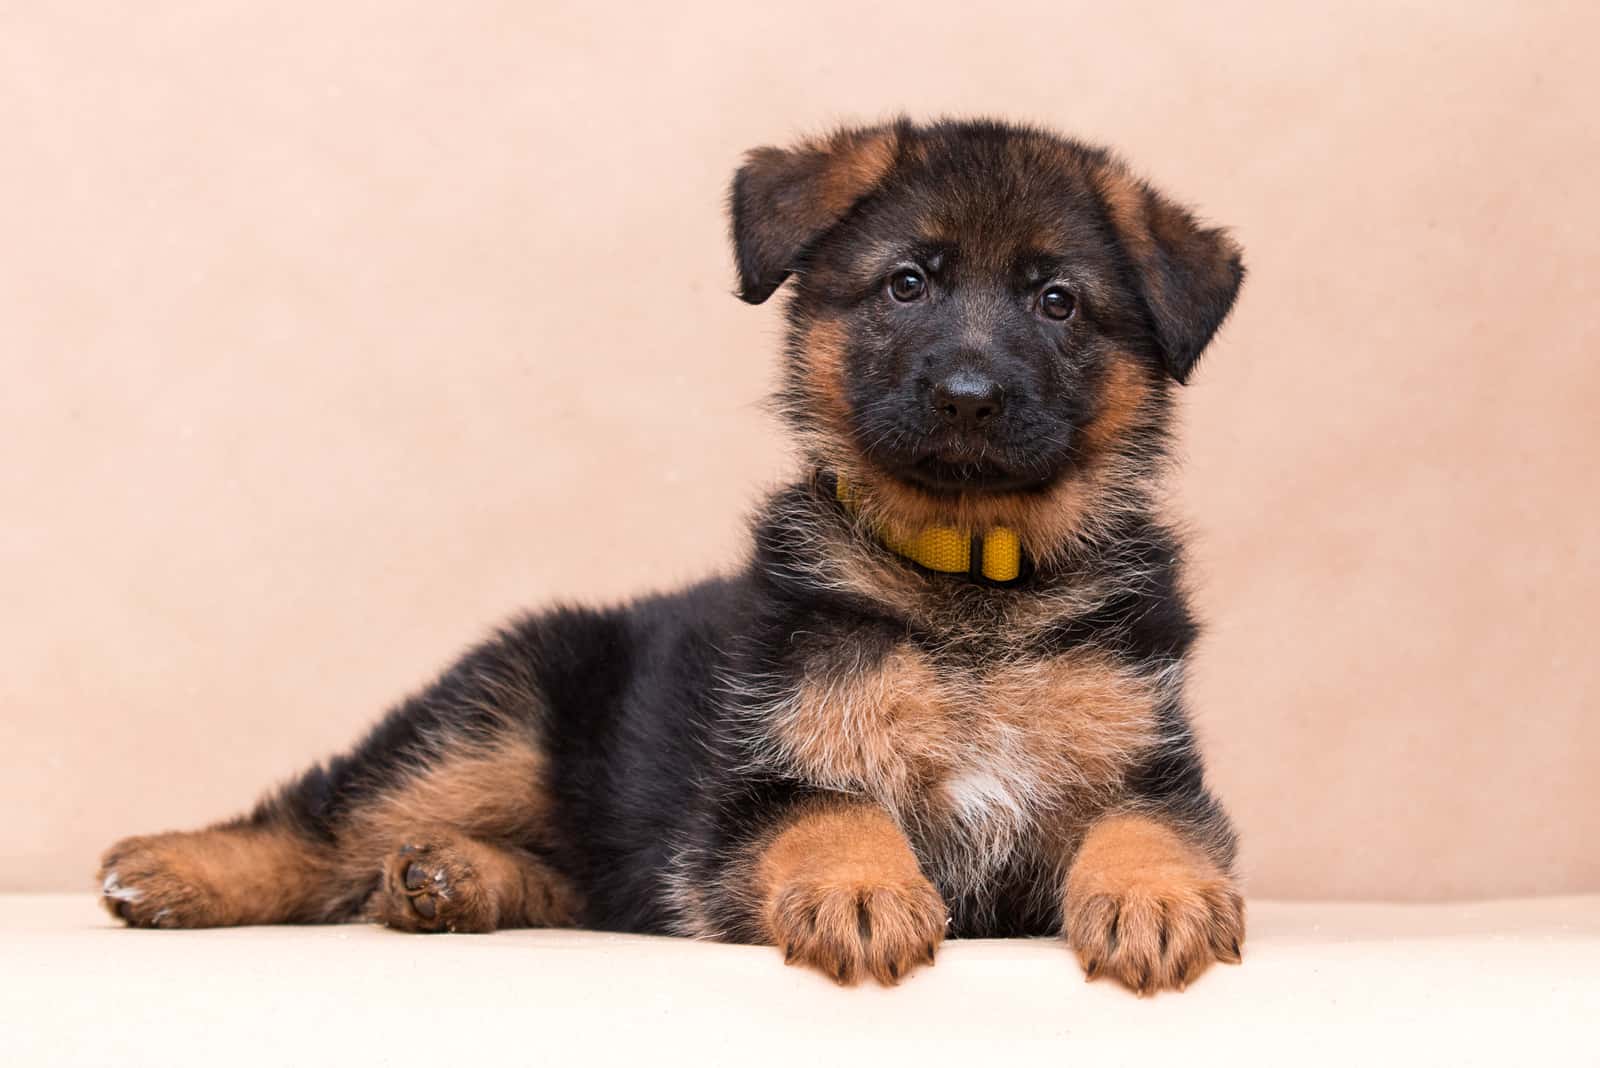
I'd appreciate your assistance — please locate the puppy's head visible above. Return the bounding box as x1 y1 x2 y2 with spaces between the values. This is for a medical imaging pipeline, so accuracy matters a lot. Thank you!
730 118 1243 558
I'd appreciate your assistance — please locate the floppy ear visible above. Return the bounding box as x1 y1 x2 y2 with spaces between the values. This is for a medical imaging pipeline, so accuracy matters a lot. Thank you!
1098 168 1245 383
728 123 904 304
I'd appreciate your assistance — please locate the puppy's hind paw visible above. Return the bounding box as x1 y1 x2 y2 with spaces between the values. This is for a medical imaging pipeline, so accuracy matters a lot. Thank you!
370 839 498 933
98 834 228 928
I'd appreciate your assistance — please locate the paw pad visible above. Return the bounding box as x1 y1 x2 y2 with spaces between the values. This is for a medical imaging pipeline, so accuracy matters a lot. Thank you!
375 841 494 933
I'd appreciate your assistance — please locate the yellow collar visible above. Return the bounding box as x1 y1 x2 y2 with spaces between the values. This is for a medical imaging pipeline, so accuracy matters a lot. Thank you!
832 474 1024 583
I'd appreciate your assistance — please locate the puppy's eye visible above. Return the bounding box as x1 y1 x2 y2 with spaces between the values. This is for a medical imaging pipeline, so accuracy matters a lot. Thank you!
888 269 927 303
1039 286 1077 321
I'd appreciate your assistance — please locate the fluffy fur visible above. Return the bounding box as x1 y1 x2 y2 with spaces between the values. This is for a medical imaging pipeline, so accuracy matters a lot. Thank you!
99 117 1247 994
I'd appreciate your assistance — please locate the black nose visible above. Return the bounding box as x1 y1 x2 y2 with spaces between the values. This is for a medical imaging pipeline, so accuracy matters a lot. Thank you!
931 370 1004 431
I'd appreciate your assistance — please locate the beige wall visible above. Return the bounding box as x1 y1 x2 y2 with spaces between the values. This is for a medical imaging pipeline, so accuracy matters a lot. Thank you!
4 2 1597 898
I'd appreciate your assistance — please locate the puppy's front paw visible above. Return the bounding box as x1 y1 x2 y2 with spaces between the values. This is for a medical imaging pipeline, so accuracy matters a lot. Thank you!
1064 814 1245 995
768 872 946 986
757 803 947 985
99 834 229 928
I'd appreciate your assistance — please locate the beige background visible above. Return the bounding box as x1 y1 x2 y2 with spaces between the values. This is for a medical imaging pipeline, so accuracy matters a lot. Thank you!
3 2 1596 898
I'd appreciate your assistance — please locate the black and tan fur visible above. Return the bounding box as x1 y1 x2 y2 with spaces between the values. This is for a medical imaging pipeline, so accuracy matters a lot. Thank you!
100 117 1247 994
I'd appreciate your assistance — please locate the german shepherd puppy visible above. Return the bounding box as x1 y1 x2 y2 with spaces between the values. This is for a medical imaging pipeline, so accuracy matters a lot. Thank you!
100 117 1246 994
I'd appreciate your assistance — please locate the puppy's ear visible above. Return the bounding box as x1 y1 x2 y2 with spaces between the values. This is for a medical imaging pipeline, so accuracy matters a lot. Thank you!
1098 168 1245 383
729 123 904 304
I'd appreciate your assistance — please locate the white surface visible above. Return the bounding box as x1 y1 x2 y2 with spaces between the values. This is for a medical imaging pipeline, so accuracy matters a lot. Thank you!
8 895 1598 1065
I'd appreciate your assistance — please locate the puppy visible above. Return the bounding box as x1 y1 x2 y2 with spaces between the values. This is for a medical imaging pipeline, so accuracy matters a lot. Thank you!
100 117 1246 994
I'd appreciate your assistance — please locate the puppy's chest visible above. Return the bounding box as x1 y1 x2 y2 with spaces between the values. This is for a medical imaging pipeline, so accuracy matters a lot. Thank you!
764 643 1165 835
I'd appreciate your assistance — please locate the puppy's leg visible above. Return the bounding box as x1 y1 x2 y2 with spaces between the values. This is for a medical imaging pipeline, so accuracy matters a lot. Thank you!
101 622 578 929
99 818 334 928
749 799 947 986
336 724 582 933
102 721 578 930
1062 811 1244 994
367 831 579 933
